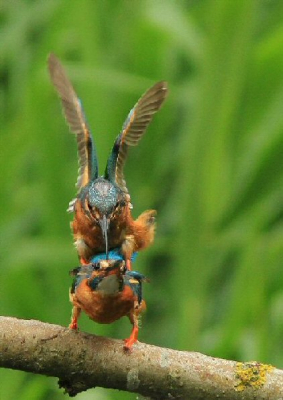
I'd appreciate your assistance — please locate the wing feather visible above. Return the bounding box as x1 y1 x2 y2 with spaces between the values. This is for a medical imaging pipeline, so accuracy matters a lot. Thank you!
115 81 168 194
48 53 98 191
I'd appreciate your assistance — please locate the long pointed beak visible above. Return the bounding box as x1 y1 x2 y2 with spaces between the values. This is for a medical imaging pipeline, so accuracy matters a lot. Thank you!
99 215 109 259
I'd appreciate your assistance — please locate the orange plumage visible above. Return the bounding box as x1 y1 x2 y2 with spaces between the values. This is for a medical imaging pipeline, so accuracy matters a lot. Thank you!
69 259 148 350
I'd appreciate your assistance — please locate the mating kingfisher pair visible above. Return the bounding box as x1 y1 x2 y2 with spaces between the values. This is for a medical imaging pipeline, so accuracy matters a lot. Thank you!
48 54 168 349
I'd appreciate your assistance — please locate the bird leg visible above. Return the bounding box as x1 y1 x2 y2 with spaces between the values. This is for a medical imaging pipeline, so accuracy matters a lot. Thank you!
122 234 135 271
125 258 132 271
69 306 81 330
80 256 89 265
124 304 140 351
124 324 139 351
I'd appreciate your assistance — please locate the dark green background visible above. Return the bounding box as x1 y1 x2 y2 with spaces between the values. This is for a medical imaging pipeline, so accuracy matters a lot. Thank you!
1 1 283 399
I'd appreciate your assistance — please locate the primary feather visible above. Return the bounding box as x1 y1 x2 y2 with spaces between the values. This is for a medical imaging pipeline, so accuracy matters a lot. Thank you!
48 53 98 191
105 81 168 194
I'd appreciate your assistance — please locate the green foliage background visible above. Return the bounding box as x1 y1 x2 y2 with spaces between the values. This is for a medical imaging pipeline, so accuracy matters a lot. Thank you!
1 1 283 399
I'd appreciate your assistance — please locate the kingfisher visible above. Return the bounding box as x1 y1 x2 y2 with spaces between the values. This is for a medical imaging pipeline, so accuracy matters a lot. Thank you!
69 249 148 350
48 54 168 269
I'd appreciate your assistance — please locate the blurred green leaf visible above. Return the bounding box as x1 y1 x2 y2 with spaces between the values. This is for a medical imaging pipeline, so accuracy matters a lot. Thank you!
1 0 283 399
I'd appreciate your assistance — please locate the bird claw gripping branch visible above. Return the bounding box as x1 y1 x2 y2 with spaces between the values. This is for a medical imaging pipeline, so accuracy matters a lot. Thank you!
48 54 168 270
69 249 149 350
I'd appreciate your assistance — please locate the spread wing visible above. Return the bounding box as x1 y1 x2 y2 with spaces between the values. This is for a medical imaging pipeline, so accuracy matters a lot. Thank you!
105 81 168 194
48 53 98 192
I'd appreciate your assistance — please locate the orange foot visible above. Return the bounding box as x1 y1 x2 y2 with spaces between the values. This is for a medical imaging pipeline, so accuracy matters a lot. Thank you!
123 325 138 351
69 319 79 330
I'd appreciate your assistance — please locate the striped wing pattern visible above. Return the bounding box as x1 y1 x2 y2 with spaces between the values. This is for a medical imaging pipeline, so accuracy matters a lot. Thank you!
115 81 168 194
48 53 98 191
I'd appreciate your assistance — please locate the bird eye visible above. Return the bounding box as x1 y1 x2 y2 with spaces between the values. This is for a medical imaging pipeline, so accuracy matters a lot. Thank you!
113 200 126 215
91 262 101 271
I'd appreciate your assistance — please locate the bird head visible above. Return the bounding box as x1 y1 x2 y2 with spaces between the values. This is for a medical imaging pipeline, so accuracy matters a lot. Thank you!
86 178 126 257
88 259 125 294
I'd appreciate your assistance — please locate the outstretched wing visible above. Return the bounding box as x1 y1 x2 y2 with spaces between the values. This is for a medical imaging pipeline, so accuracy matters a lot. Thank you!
105 81 168 194
48 53 98 191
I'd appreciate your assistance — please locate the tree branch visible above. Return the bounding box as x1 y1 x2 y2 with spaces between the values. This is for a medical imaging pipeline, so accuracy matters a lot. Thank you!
0 316 282 399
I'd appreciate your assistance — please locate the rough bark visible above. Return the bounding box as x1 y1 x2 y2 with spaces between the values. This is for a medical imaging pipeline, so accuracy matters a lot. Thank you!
0 316 282 399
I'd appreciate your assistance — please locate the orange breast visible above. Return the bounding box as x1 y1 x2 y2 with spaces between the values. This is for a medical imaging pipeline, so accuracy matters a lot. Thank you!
72 202 103 249
72 280 137 324
72 201 133 260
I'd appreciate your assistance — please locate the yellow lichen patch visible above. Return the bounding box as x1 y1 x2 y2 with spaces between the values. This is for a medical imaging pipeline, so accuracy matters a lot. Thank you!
234 361 274 392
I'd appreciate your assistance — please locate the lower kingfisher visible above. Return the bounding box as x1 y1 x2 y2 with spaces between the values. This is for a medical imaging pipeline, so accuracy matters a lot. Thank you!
48 54 168 270
69 249 149 350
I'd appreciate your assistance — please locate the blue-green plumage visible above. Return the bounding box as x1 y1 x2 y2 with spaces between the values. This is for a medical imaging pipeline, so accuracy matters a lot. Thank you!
104 134 121 184
90 248 138 262
125 270 148 305
87 178 121 215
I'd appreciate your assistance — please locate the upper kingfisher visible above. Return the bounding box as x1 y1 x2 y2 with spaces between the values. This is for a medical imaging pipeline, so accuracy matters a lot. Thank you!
48 54 168 269
69 249 148 350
